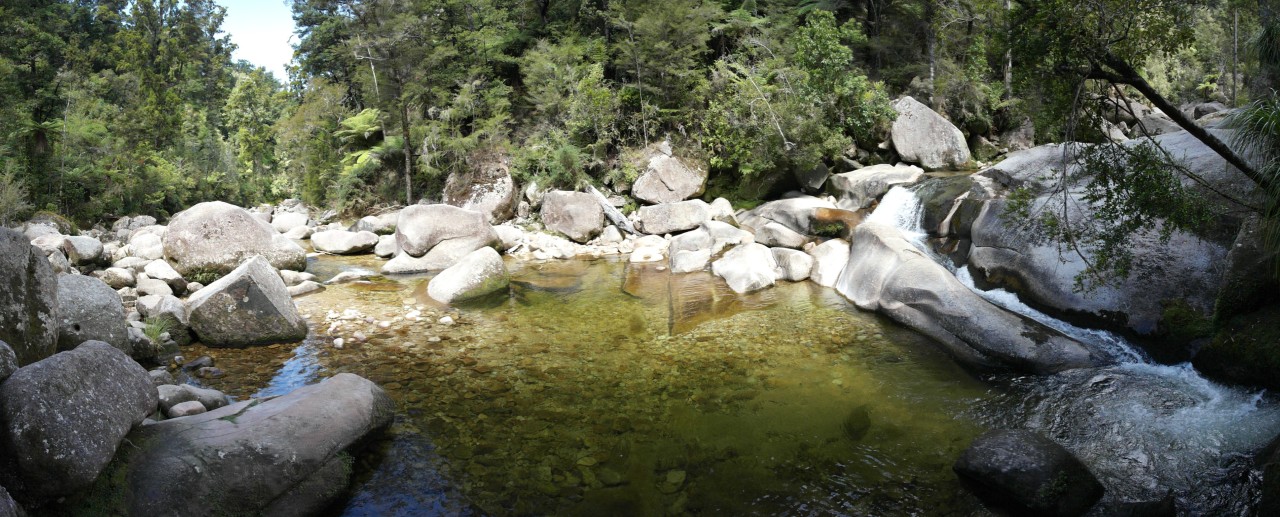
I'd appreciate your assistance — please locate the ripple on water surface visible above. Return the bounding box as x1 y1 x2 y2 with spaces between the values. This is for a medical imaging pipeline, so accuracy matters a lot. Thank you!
194 255 992 515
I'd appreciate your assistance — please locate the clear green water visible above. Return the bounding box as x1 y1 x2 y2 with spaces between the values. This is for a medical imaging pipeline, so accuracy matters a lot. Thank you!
189 255 994 515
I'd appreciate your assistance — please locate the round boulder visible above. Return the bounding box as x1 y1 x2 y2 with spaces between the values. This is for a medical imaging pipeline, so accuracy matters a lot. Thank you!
443 157 517 223
631 141 707 204
162 201 306 283
311 230 379 255
427 247 509 303
954 429 1104 517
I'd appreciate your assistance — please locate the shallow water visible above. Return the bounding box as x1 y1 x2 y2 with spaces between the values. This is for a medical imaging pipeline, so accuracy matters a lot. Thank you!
181 201 1280 515
189 255 995 515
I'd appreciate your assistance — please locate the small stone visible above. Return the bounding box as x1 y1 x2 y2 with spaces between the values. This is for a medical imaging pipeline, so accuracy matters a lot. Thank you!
167 400 207 418
352 332 367 343
439 316 455 326
666 470 686 486
333 338 345 349
181 355 214 371
196 366 224 379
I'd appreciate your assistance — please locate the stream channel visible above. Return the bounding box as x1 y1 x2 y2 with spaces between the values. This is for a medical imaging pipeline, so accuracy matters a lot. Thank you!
182 186 1280 516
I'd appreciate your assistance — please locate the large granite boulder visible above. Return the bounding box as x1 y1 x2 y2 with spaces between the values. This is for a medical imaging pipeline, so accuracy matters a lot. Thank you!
635 200 712 235
443 157 517 223
738 196 837 236
270 211 309 234
61 235 104 266
837 222 1099 373
890 96 972 170
968 135 1257 336
0 341 156 501
711 243 778 293
311 230 379 255
55 275 128 354
128 227 166 261
385 205 499 274
540 191 604 243
185 256 308 347
828 163 925 210
123 373 393 516
0 228 58 366
427 247 509 303
349 212 399 235
631 141 707 204
163 201 306 283
954 429 1104 516
136 294 192 346
807 238 850 288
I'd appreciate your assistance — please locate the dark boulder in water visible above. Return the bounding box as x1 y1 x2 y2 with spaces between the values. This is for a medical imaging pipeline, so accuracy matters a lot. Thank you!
953 429 1104 517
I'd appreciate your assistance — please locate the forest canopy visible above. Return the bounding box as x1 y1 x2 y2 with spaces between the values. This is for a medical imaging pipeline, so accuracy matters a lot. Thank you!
0 0 1273 226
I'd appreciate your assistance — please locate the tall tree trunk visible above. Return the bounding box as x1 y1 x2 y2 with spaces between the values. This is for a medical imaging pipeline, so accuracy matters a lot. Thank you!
925 0 937 108
400 97 413 206
1004 0 1013 99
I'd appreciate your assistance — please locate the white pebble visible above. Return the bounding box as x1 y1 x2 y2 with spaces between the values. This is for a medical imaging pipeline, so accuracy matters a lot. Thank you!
439 316 455 325
333 338 345 349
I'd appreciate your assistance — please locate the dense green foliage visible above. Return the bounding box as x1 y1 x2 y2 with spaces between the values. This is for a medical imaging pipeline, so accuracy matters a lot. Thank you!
0 0 1271 226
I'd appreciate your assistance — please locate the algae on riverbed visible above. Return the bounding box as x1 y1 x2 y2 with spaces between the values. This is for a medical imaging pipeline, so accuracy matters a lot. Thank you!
189 255 992 515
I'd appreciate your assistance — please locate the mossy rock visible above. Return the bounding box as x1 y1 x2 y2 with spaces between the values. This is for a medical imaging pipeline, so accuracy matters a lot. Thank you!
1193 304 1280 390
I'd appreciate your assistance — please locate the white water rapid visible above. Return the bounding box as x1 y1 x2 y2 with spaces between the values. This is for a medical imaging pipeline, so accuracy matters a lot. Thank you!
867 184 1280 512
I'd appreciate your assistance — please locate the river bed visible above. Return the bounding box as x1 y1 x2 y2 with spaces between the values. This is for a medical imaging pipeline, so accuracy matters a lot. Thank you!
178 197 1280 515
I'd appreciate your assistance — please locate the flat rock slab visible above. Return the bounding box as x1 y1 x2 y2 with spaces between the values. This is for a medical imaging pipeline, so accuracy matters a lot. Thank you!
125 373 394 516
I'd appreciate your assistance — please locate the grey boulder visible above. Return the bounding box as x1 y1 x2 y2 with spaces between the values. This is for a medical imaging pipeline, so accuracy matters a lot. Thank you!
828 163 925 210
311 230 379 255
163 201 306 282
771 247 813 282
836 222 1099 373
631 141 707 204
0 341 156 501
635 200 712 236
890 96 972 170
61 235 104 266
443 158 518 223
426 247 509 303
0 341 14 383
271 211 309 233
56 275 129 354
393 204 499 272
807 238 850 288
541 191 604 243
143 259 187 294
0 228 58 366
185 256 308 348
954 429 1104 517
738 196 836 237
136 294 191 346
711 243 777 293
124 373 394 516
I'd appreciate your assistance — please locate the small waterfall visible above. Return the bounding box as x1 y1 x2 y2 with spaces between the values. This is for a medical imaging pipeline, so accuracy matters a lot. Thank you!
871 182 1280 512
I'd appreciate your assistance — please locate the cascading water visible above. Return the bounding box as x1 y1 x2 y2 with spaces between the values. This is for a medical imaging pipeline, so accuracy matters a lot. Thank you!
870 184 1280 512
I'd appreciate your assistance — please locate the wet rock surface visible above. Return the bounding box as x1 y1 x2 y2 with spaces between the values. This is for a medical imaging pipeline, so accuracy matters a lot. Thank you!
954 429 1104 516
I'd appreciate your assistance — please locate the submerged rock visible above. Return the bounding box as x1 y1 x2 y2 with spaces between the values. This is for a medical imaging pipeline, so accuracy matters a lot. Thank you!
890 96 972 170
954 429 1104 517
427 247 510 303
0 341 156 502
0 228 58 366
123 373 393 516
185 256 308 347
163 201 306 282
837 222 1099 373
